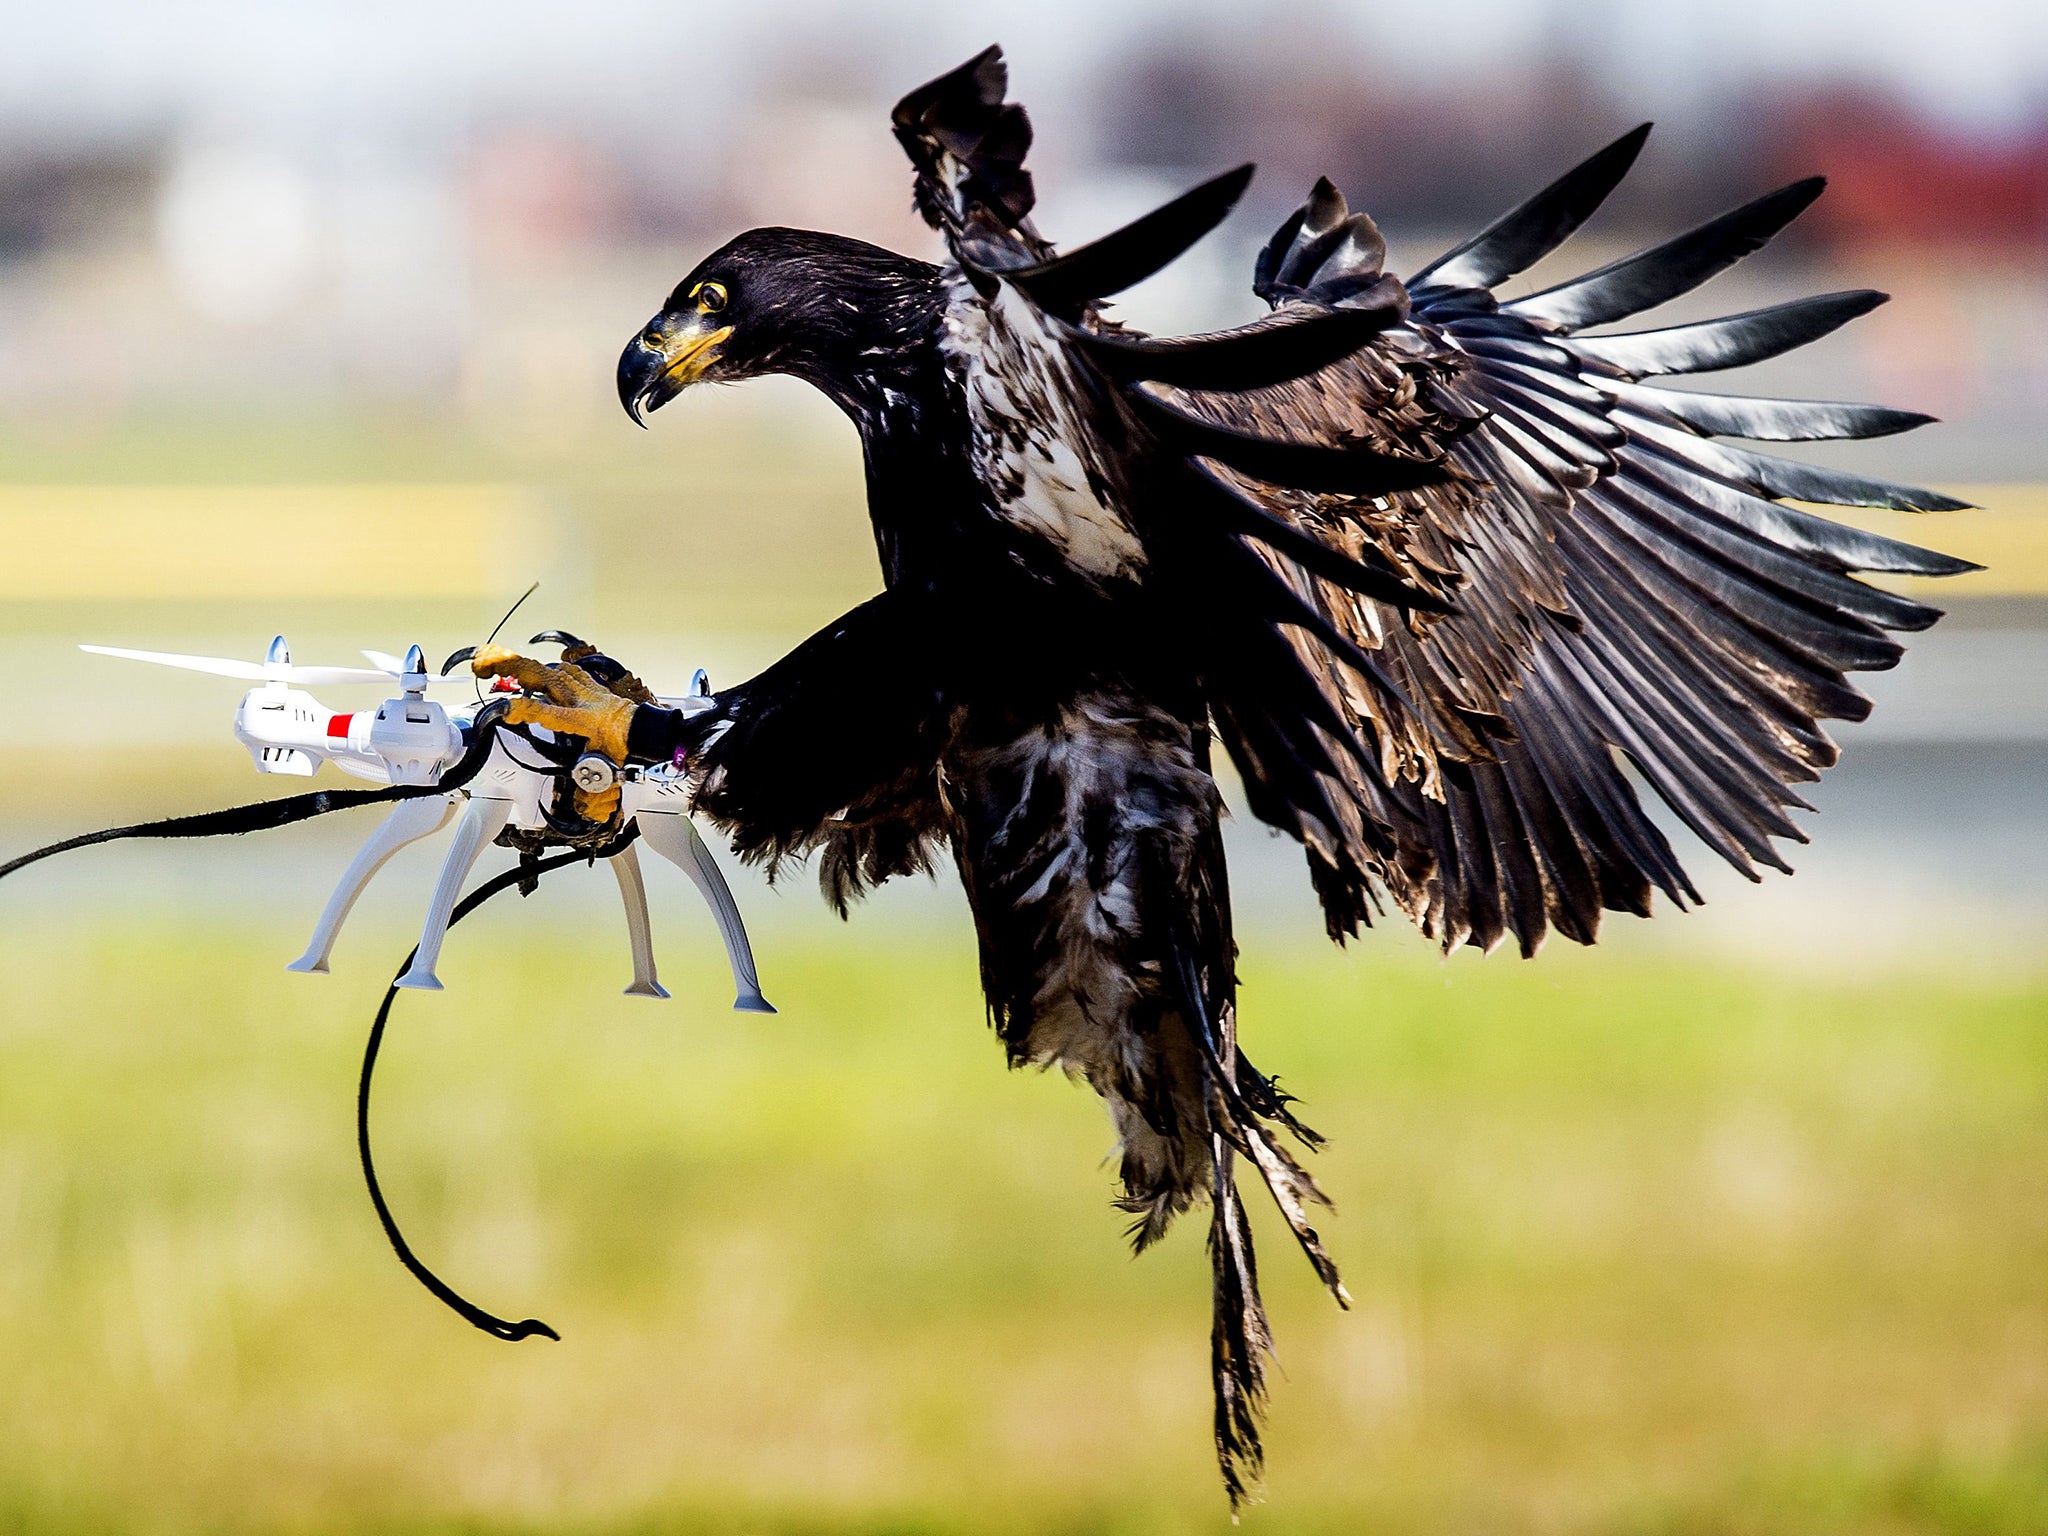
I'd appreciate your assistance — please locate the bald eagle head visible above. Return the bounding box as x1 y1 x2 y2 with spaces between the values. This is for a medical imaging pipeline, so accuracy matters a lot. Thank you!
618 227 942 425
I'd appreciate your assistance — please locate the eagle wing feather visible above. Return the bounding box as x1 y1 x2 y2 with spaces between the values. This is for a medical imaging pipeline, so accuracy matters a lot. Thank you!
894 59 1976 958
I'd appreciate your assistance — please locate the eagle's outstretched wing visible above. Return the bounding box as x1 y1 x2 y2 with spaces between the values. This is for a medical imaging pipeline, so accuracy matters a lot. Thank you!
896 49 1976 958
1213 140 1977 955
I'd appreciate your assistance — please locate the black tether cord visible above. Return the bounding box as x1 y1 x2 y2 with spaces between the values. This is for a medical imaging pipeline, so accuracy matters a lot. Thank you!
357 826 637 1343
0 696 634 1342
0 711 507 886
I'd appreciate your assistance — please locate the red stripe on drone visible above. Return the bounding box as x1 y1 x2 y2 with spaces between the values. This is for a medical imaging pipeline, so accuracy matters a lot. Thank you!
326 713 354 738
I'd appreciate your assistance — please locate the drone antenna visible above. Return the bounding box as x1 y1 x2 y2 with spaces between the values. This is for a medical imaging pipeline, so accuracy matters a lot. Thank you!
475 581 541 703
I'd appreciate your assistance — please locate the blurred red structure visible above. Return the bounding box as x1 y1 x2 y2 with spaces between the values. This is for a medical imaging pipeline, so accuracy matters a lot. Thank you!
1775 92 2048 248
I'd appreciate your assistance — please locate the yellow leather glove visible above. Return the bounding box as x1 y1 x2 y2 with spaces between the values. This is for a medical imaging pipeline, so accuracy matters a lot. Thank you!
470 643 638 765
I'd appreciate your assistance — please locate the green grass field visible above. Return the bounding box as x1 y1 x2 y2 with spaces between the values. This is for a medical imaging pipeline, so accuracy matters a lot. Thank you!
0 912 2041 1535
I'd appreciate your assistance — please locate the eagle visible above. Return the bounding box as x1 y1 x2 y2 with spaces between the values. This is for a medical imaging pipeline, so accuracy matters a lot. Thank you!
491 47 1975 1505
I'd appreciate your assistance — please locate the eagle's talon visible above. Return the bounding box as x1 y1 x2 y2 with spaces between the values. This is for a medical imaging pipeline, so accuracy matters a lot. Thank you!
470 647 641 764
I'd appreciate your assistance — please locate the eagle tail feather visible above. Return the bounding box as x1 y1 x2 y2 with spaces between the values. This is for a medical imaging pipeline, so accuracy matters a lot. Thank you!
1152 841 1350 1508
1208 1134 1270 1515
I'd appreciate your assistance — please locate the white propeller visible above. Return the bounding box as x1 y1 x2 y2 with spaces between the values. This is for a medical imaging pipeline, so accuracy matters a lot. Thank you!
360 648 465 685
82 644 397 686
83 636 462 687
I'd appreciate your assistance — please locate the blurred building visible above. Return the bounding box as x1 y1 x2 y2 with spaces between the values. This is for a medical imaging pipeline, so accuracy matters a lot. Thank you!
0 2 2039 442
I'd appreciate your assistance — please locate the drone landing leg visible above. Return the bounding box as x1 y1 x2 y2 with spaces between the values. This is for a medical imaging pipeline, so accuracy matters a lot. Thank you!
635 813 775 1014
609 843 669 999
396 795 515 992
288 792 461 975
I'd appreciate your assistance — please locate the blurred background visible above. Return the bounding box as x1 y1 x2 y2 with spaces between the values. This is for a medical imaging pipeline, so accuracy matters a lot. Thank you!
0 2 2042 1532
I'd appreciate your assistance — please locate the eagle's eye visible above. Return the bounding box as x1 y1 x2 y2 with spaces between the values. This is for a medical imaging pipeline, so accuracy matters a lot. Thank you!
693 281 729 315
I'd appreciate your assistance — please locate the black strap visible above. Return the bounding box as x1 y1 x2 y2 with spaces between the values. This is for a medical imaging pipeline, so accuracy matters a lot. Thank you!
0 713 506 886
356 827 637 1342
0 707 629 1343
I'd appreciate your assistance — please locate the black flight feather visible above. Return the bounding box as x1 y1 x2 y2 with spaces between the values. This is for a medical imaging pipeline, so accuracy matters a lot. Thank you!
1569 290 1889 377
972 164 1254 315
1608 380 1936 442
1410 124 1653 292
1623 414 1976 513
1508 177 1828 332
892 45 1036 233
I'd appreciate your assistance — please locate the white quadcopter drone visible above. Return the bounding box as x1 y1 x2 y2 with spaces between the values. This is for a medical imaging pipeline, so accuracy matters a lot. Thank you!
1 618 772 1341
78 632 773 1012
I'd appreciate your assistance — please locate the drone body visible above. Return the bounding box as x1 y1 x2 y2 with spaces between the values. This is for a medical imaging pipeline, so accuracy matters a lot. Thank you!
83 635 466 783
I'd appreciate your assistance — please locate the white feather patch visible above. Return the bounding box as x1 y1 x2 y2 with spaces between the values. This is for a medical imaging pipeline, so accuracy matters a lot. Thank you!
941 273 1148 583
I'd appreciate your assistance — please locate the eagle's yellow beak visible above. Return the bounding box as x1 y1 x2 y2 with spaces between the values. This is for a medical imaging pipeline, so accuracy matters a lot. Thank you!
618 316 735 425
